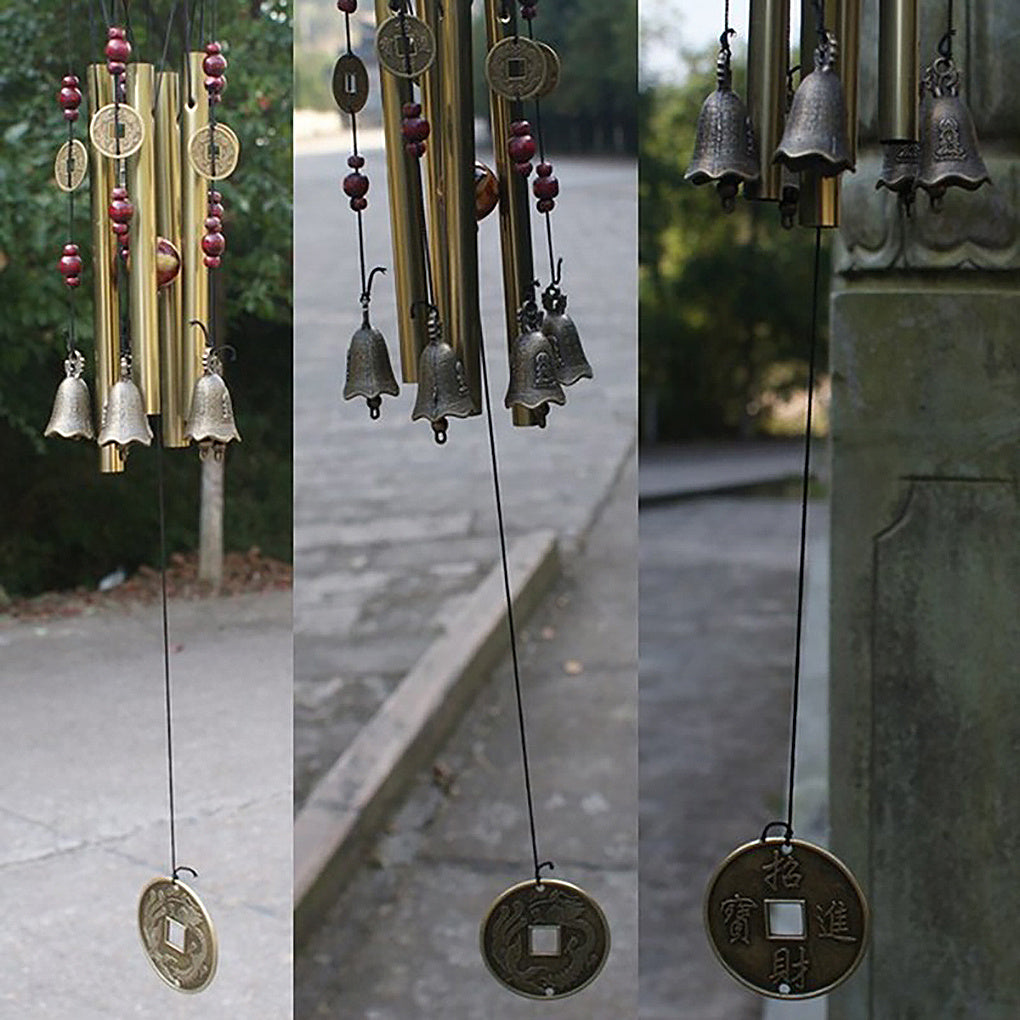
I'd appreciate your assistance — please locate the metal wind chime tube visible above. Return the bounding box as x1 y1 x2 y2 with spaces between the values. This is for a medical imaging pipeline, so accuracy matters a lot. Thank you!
746 0 791 203
878 0 918 144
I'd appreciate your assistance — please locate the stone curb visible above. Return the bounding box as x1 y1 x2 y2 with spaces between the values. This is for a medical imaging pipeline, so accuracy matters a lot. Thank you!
294 529 560 946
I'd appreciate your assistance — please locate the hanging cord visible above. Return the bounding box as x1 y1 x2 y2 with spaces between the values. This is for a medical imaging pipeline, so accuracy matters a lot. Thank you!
65 0 77 355
477 332 554 886
151 0 182 113
765 226 823 846
938 0 955 59
342 5 368 298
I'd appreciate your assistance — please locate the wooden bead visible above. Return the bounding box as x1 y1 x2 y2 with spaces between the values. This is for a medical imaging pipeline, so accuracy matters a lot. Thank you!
203 52 227 76
343 172 369 199
202 232 226 257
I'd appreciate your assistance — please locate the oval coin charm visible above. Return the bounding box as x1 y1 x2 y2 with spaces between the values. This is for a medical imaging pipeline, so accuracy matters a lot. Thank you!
376 15 435 79
138 877 218 993
187 123 241 180
536 42 561 99
481 878 610 999
332 53 369 113
705 837 869 999
485 36 546 101
54 139 89 192
90 103 145 159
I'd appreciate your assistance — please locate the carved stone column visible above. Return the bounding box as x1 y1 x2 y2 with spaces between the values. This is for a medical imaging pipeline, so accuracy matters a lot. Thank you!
829 2 1020 1017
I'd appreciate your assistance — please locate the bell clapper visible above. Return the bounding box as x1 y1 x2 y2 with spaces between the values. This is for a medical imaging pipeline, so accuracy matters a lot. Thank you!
432 417 448 444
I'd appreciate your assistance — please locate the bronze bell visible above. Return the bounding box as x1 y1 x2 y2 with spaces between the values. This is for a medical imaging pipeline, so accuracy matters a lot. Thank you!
685 31 760 212
44 349 94 441
343 267 398 419
185 348 242 460
541 283 592 386
876 141 921 207
505 298 566 414
774 32 854 177
410 306 474 444
916 56 990 211
98 354 153 452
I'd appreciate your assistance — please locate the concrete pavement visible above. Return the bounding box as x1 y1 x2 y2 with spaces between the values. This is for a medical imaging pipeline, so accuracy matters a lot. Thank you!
0 591 292 1018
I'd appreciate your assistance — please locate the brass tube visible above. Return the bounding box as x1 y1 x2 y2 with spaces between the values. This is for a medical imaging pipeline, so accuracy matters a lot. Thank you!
374 0 430 382
878 0 918 143
484 0 540 427
156 71 185 446
126 63 160 413
87 64 124 474
798 0 841 228
746 0 791 201
437 0 482 411
181 53 209 418
840 0 862 160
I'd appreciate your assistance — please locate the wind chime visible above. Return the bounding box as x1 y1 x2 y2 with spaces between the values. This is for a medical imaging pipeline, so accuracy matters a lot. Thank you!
44 0 243 994
684 0 993 1002
331 0 608 1000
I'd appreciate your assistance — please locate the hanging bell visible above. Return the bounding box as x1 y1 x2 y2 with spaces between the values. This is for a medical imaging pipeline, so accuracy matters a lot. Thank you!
410 305 474 444
876 141 921 207
685 31 760 212
98 354 153 453
185 346 242 460
774 31 854 177
343 267 399 419
541 282 592 386
44 348 95 441
505 298 566 416
915 55 990 211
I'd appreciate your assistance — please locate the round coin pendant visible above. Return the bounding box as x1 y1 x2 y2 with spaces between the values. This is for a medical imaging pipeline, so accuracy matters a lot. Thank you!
704 837 869 1000
481 878 611 1000
376 15 436 79
485 36 546 101
187 123 241 181
536 42 561 99
54 139 89 192
138 877 218 993
89 103 145 159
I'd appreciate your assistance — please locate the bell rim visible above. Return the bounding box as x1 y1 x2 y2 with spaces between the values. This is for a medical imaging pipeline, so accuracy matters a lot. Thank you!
685 166 761 186
504 388 567 411
343 379 400 402
410 402 475 424
915 172 991 193
772 148 855 176
556 364 594 387
44 422 95 441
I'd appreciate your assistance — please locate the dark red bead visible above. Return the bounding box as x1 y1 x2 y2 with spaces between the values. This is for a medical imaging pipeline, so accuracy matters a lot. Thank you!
205 75 226 95
59 253 83 275
508 135 536 162
204 255 221 268
347 153 365 169
537 198 555 212
343 172 369 199
210 190 222 202
109 194 134 223
112 186 127 199
202 232 226 256
62 74 79 87
107 61 126 76
112 222 130 237
350 196 368 211
208 202 225 219
510 120 532 137
203 52 227 76
401 116 430 143
402 102 422 118
108 26 126 38
337 0 357 10
105 36 131 62
205 41 222 54
63 243 79 255
521 4 537 18
204 216 223 232
406 141 427 158
58 86 81 110
63 110 79 122
536 161 553 177
65 276 81 288
514 161 533 176
533 174 558 199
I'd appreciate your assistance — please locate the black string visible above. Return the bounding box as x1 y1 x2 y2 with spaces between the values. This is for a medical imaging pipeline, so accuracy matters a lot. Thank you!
152 0 182 113
477 333 552 886
65 0 77 354
342 9 368 299
781 226 823 840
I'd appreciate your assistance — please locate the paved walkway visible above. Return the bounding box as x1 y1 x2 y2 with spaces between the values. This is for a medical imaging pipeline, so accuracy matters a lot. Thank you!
0 592 292 1018
294 150 637 808
296 457 638 1018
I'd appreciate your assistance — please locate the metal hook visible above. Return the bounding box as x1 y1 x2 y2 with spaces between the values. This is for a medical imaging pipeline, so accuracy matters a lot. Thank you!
937 28 954 59
719 26 735 55
188 318 211 344
172 865 198 880
210 343 237 363
760 820 795 845
534 860 555 883
551 257 563 287
362 265 387 305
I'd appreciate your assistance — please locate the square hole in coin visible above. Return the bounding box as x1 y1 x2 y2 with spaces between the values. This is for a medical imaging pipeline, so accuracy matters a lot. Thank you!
766 900 806 939
164 916 187 953
508 58 525 80
529 925 561 957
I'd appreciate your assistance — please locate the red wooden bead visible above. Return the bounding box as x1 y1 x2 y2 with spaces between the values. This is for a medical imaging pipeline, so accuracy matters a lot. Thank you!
109 193 134 223
537 198 555 212
347 154 365 169
205 75 226 95
59 254 83 275
58 86 82 110
343 172 369 199
521 4 537 18
508 135 536 163
112 222 130 237
402 102 422 118
204 216 223 232
62 74 80 86
202 232 226 256
204 255 221 268
405 141 427 158
209 190 223 202
105 36 131 63
533 174 558 199
64 110 79 123
536 161 553 177
510 120 532 137
63 243 79 255
205 41 222 54
350 196 368 211
337 0 357 11
401 116 430 143
203 52 227 76
65 276 81 288
108 26 126 38
514 161 533 176
208 202 225 219
107 61 126 76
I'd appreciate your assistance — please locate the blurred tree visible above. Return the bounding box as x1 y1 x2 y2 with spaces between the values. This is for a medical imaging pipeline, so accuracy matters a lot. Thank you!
640 46 829 442
0 1 292 596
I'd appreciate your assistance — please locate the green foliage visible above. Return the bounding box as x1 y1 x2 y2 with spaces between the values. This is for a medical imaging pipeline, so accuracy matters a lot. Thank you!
640 48 830 441
0 1 292 596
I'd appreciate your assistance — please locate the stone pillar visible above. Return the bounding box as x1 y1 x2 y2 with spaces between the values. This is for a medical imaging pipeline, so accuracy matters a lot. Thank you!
829 2 1020 1018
